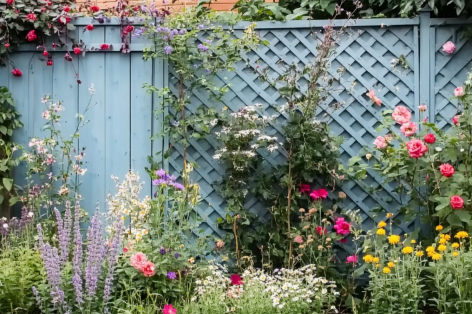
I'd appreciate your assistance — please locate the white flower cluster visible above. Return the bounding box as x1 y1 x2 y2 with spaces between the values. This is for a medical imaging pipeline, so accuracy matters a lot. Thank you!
106 171 152 242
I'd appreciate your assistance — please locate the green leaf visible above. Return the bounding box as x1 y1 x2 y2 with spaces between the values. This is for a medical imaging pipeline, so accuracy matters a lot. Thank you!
2 178 12 191
0 126 7 135
447 212 463 227
454 210 471 223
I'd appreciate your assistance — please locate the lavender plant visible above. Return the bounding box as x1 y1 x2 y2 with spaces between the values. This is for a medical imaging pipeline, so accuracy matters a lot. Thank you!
34 199 123 314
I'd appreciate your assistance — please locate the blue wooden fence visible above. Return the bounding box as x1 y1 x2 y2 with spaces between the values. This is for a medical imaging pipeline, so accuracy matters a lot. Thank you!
1 12 472 236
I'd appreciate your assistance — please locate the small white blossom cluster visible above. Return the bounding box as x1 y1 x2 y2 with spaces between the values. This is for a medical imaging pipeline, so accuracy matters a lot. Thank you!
106 171 152 242
191 262 338 313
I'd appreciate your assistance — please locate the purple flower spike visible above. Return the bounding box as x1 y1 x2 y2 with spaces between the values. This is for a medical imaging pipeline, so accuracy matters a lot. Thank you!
164 45 173 55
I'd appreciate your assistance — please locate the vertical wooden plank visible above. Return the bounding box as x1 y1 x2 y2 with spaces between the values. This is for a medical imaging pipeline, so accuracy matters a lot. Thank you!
30 55 53 140
78 27 106 214
0 65 9 88
419 7 432 121
130 53 153 197
105 50 131 197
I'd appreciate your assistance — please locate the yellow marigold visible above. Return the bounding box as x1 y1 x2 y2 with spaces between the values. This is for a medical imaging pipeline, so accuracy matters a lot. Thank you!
426 246 435 252
383 267 391 274
453 251 459 257
444 234 451 241
439 238 447 244
373 257 380 263
411 240 416 244
416 251 424 257
452 243 460 249
402 246 414 254
438 245 447 251
378 221 387 228
388 235 401 245
436 225 443 231
455 231 469 239
377 228 386 235
387 262 394 268
375 263 380 268
363 254 373 263
432 253 442 261
386 213 394 218
427 251 435 257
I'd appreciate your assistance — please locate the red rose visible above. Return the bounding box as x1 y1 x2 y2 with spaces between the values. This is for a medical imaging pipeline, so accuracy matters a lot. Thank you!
26 13 37 22
47 1 52 5
63 6 70 12
43 51 48 56
424 133 435 144
6 0 13 5
406 139 428 158
230 274 243 285
86 24 94 31
100 43 109 50
64 53 72 61
91 5 100 12
26 30 37 42
439 163 454 177
46 60 53 66
450 195 464 210
59 16 72 24
11 68 22 77
73 47 81 55
299 184 310 194
4 43 10 48
453 115 459 125
52 43 57 48
316 226 327 235
123 25 134 35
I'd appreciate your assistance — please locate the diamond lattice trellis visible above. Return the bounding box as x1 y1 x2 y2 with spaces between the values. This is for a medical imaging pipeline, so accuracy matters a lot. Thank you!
166 23 421 238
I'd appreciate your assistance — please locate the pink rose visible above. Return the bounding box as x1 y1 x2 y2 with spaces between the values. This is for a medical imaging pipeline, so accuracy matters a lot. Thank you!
163 304 177 314
366 90 382 106
424 134 435 144
346 255 357 264
310 188 328 200
392 106 411 124
130 252 147 271
443 41 455 54
406 139 428 158
453 115 460 125
142 261 156 277
294 235 304 243
333 217 350 235
454 86 464 97
450 195 464 210
418 105 427 112
400 122 417 137
373 136 387 149
439 163 454 177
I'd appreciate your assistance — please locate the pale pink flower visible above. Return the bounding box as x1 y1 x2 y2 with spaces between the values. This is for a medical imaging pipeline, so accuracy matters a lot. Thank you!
373 136 387 149
366 90 382 106
294 235 304 244
392 106 411 124
454 86 464 97
130 252 147 271
418 105 427 112
406 139 428 158
400 122 417 137
442 41 455 54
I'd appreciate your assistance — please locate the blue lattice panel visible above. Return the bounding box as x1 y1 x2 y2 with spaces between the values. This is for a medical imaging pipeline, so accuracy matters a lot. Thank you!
168 22 420 237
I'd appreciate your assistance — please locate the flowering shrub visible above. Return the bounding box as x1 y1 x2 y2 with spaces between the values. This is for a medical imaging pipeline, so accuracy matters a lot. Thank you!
181 262 339 314
346 69 472 230
113 166 211 311
34 199 123 313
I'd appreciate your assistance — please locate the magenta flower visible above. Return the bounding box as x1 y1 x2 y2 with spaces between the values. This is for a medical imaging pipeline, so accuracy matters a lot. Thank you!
310 188 328 200
333 217 350 235
346 255 357 264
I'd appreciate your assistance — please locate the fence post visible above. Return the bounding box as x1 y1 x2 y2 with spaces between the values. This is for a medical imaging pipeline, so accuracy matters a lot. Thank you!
419 5 433 122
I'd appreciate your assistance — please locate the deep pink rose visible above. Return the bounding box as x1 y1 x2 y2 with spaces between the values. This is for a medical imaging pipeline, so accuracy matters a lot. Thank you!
310 188 328 200
424 134 435 144
392 106 411 124
453 115 460 125
400 122 417 137
443 41 455 54
130 252 147 271
230 274 243 285
333 217 350 235
439 163 454 177
373 136 387 149
406 139 428 158
299 184 311 194
450 195 464 210
454 86 464 97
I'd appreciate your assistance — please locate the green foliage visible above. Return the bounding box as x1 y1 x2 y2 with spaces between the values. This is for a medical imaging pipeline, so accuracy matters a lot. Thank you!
0 245 45 314
0 87 22 213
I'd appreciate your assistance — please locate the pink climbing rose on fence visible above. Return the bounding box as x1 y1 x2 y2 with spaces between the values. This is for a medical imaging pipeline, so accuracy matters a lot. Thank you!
392 106 411 124
454 86 464 97
406 139 428 158
373 136 387 149
400 122 418 137
450 195 464 210
439 164 455 177
442 41 455 54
